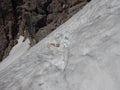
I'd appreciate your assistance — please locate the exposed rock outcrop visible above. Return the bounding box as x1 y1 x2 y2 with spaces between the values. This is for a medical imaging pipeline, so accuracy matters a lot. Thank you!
0 0 91 61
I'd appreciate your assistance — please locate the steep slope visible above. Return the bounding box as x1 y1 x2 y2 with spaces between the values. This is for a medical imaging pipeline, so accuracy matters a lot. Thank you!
0 0 120 90
0 36 30 70
0 0 90 61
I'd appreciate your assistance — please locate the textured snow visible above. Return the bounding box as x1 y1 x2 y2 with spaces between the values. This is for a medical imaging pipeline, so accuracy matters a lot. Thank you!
0 36 30 71
9 36 30 56
0 0 120 90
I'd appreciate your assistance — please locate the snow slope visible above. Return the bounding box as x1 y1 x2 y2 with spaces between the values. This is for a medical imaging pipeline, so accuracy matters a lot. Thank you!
0 0 120 90
0 36 30 72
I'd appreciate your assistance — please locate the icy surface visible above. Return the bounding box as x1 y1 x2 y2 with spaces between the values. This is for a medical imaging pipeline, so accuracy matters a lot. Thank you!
0 0 120 90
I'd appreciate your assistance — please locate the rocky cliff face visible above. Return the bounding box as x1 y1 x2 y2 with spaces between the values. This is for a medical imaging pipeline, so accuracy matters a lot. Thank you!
0 0 91 61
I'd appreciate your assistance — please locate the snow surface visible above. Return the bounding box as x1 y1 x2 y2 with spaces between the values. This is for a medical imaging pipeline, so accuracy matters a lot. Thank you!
0 0 120 90
0 36 30 71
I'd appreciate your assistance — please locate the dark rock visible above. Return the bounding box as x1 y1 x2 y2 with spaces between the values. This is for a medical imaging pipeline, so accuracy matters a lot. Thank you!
0 0 91 61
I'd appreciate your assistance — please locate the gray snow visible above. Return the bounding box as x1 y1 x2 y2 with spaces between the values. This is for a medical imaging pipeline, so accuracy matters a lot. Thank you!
0 0 120 90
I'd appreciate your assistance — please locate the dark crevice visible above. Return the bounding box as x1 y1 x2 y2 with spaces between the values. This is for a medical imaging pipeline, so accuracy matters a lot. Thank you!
43 0 52 15
11 0 18 22
35 16 47 33
0 1 6 25
87 0 91 2
10 0 20 39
